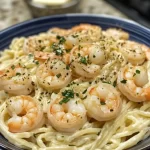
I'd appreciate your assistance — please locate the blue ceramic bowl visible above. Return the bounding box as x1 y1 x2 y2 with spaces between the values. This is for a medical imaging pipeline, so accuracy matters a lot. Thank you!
0 14 150 150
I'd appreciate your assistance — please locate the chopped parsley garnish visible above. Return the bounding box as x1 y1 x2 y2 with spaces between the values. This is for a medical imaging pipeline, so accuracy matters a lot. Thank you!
81 95 87 100
72 34 79 38
97 131 101 135
113 80 117 87
51 43 59 50
76 93 79 97
41 46 45 51
136 70 140 74
51 43 64 56
120 79 127 84
11 65 15 70
62 89 74 98
28 54 33 58
66 49 71 53
133 70 140 77
56 35 66 44
16 72 21 76
35 61 39 65
59 98 70 105
102 81 111 84
100 101 106 105
59 90 74 105
78 53 81 57
66 65 70 70
55 49 63 56
80 56 87 65
56 73 61 78
78 45 83 50
82 89 87 94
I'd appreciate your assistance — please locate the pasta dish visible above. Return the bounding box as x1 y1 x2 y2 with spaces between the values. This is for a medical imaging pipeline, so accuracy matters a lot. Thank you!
0 24 150 150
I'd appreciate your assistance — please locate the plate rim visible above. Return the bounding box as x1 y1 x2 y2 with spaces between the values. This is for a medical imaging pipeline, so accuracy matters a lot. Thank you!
0 13 150 35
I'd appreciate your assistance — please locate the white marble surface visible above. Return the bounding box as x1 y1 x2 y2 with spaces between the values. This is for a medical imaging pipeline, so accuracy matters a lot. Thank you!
0 0 127 30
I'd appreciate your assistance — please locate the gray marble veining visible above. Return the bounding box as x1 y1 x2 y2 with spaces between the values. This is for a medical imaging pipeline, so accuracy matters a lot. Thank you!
0 0 127 30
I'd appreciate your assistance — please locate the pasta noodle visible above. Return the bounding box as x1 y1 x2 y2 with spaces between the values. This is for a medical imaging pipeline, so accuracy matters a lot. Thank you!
0 24 150 150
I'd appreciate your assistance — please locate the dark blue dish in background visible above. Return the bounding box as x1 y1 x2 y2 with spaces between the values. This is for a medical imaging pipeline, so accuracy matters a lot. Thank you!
0 14 150 150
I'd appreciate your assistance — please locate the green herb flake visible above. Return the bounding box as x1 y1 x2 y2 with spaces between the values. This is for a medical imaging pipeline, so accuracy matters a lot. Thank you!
56 35 66 44
113 80 117 87
28 54 33 58
76 93 79 97
80 56 87 65
136 70 140 74
16 72 21 76
82 89 87 94
78 45 83 50
66 65 70 70
78 53 81 57
97 131 101 136
72 34 79 38
55 49 63 56
120 79 127 84
56 73 61 78
11 65 15 70
59 90 74 105
69 144 75 146
100 101 106 105
82 95 87 100
35 61 39 65
62 89 74 98
66 49 71 53
102 81 111 84
51 43 59 50
59 98 70 105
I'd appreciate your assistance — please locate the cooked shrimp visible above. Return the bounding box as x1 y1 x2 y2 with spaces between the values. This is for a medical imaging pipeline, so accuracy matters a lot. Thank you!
84 82 122 121
6 95 44 133
36 58 72 91
70 43 106 78
103 28 129 40
24 35 71 63
119 40 146 65
138 43 150 61
0 64 33 95
65 24 102 47
47 91 87 132
48 27 71 36
117 64 150 102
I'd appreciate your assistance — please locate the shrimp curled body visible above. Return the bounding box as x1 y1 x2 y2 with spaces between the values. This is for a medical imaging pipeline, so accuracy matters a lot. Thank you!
47 93 87 133
65 24 102 47
84 82 122 121
36 59 72 91
117 65 150 102
70 43 106 78
103 28 129 40
0 65 33 95
6 95 44 133
119 41 146 65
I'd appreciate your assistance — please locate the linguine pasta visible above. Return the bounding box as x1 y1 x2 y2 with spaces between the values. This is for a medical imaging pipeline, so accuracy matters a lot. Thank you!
0 24 150 150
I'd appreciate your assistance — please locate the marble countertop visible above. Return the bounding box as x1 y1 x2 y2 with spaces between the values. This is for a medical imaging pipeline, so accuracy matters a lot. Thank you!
0 0 127 30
